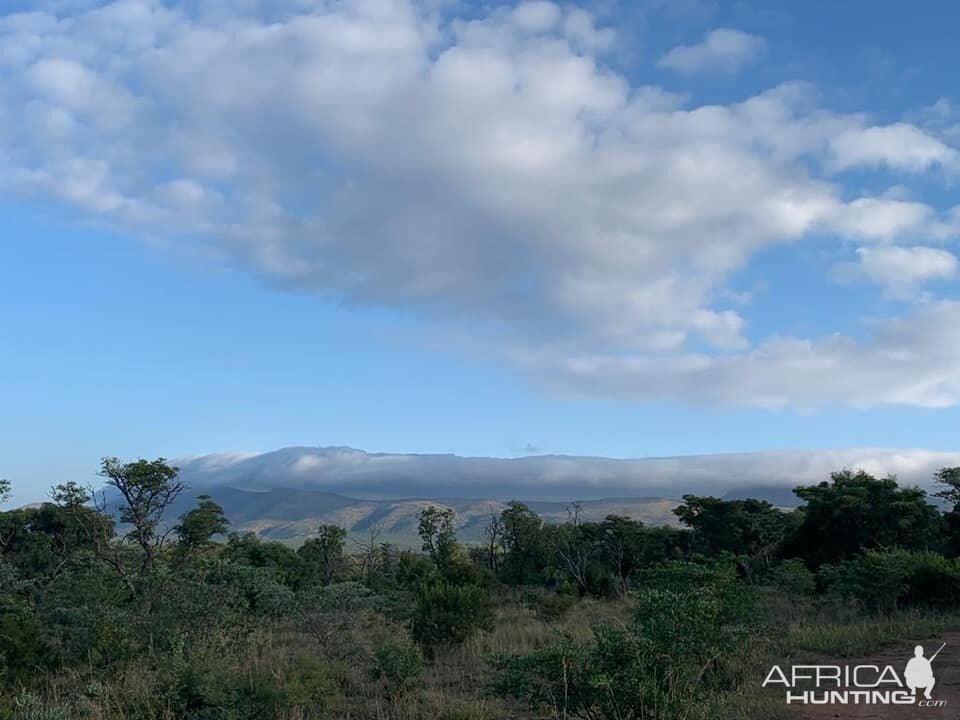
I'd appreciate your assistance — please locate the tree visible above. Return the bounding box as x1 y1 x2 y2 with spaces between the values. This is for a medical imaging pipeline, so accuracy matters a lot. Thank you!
599 515 647 597
175 495 229 552
673 495 794 582
483 513 504 573
352 522 384 583
934 467 960 557
933 467 960 506
0 500 112 582
0 479 14 550
499 501 547 585
48 481 127 589
417 506 457 571
550 505 596 594
789 470 941 567
97 457 185 571
298 525 348 585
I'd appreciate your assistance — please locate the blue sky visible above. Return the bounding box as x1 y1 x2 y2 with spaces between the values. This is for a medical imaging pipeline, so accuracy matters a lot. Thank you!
2 0 960 503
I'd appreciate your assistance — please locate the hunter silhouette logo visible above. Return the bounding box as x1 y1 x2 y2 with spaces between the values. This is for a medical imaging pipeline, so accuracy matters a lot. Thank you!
905 642 945 700
763 641 947 707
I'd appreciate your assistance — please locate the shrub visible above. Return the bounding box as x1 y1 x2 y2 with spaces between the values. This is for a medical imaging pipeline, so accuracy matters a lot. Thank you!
169 652 341 720
411 583 494 654
820 549 960 613
770 558 816 596
372 640 423 703
495 560 757 720
494 634 592 719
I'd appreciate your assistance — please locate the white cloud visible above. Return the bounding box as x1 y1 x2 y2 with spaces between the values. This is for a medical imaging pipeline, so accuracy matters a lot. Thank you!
175 445 960 499
830 122 960 173
826 197 940 243
834 246 959 298
0 1 959 409
658 28 765 75
530 301 960 409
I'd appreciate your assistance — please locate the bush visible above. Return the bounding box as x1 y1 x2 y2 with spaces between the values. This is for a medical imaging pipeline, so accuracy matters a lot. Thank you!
770 558 816 596
411 583 494 654
494 634 592 719
169 652 341 720
372 640 423 703
820 549 960 613
495 560 757 720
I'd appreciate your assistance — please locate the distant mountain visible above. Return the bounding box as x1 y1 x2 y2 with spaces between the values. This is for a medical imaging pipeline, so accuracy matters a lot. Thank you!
161 486 682 547
174 445 960 501
133 445 960 546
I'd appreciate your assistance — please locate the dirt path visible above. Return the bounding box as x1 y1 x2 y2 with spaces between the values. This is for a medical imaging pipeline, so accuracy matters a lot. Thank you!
793 632 960 719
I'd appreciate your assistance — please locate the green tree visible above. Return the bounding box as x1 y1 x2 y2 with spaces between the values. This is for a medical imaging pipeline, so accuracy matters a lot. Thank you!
499 501 548 585
673 495 794 582
933 467 960 505
175 495 230 551
788 470 941 567
0 502 111 581
223 532 302 588
98 457 185 571
417 505 457 571
599 515 647 596
934 467 960 557
298 524 348 585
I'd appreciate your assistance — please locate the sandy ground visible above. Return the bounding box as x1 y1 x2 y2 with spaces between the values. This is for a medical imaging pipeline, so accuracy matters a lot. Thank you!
792 632 960 720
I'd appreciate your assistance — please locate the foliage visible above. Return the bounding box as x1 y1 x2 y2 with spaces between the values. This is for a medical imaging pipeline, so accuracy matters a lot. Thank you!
412 582 494 654
169 651 342 720
7 460 960 719
788 469 941 567
496 561 757 720
176 496 230 550
418 506 457 572
769 558 816 596
820 548 960 613
298 525 348 586
673 495 796 582
372 640 424 704
98 457 185 572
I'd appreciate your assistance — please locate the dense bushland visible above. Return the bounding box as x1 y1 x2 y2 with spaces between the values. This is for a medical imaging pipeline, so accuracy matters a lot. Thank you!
2 463 960 719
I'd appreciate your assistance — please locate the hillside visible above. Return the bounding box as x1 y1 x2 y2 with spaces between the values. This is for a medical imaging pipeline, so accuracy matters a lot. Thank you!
172 446 960 502
162 486 683 547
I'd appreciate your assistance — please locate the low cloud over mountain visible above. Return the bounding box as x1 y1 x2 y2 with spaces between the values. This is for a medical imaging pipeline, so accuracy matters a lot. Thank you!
175 446 960 501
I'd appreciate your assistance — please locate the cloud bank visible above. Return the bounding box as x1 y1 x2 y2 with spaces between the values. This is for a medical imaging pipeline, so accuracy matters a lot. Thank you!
174 445 960 501
2 1 960 408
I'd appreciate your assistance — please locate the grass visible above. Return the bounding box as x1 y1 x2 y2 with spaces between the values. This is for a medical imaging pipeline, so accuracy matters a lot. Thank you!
8 589 960 720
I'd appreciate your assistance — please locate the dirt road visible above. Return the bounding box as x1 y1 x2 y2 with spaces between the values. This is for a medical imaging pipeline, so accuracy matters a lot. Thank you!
793 632 960 720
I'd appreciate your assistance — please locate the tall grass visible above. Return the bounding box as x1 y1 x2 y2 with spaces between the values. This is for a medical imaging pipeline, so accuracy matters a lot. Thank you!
6 589 960 720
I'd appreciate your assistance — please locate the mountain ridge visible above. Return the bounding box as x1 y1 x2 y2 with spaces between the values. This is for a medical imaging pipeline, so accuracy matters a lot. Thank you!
172 445 960 501
158 485 685 547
